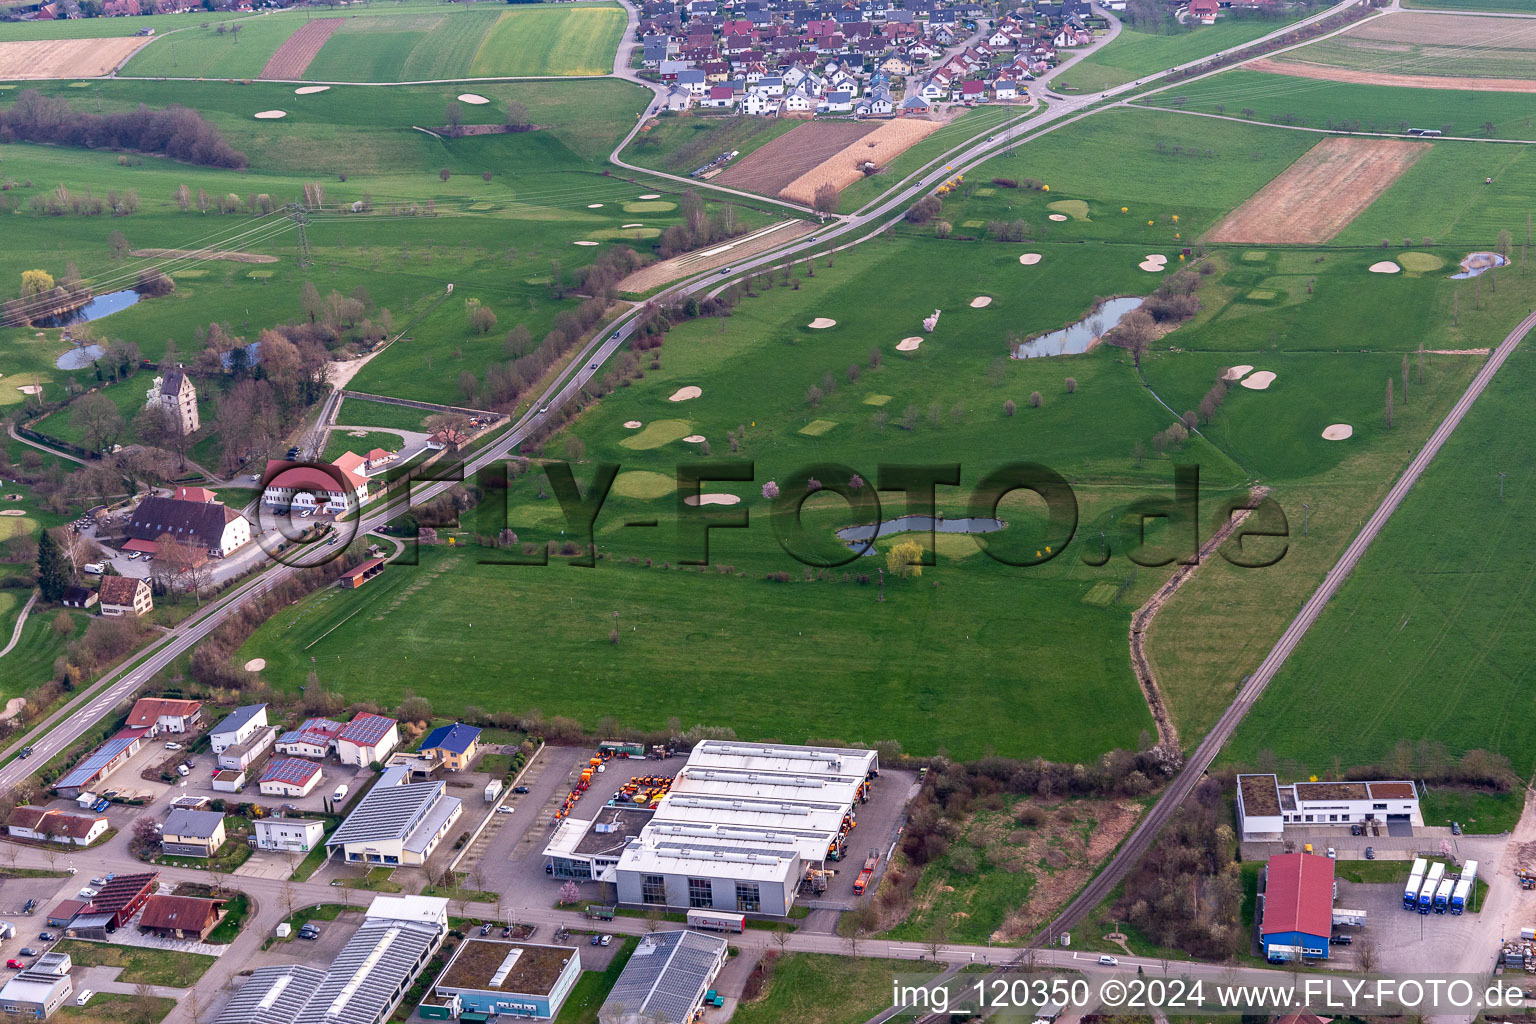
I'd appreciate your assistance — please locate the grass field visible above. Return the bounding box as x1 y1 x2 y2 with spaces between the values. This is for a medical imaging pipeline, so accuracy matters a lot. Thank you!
1400 0 1536 10
731 955 942 1024
323 430 406 465
839 106 1022 213
0 10 252 42
336 398 430 432
624 114 802 177
1142 71 1536 140
119 1 621 81
1221 292 1536 778
1273 13 1536 82
57 994 177 1024
552 937 634 1024
1060 15 1301 92
53 939 216 986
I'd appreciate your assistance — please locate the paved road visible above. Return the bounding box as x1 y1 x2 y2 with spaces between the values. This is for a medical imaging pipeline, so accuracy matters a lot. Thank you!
1037 304 1536 944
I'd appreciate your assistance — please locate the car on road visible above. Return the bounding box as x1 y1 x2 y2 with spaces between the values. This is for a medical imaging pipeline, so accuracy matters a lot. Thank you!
76 889 98 899
5 960 22 970
1365 846 1375 859
1350 824 1361 836
126 551 140 560
1326 847 1336 859
18 948 38 957
298 924 320 940
38 932 55 942
22 899 35 914
719 267 731 274
17 748 30 760
164 742 182 751
539 406 549 415
1452 822 1462 835
89 878 106 887
502 925 514 938
590 934 601 946
601 934 611 946
299 508 313 519
176 765 190 777
92 798 108 812
479 923 492 936
1097 955 1118 967
512 785 530 794
495 805 514 815
1330 934 1353 945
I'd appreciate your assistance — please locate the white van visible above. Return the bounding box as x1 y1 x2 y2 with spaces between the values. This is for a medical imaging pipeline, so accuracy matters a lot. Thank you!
75 990 92 1006
83 563 104 575
176 765 190 777
332 784 349 803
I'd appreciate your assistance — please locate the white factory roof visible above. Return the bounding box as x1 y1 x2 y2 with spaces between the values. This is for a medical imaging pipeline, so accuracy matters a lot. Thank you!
617 838 800 884
649 794 848 836
639 821 831 863
366 894 448 927
670 766 865 807
685 740 877 779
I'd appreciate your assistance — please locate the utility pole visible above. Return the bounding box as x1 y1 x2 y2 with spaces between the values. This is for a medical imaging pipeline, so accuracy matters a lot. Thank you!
288 204 314 269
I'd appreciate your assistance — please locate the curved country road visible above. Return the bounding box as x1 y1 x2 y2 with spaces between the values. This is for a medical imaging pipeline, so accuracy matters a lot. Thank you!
1037 304 1536 944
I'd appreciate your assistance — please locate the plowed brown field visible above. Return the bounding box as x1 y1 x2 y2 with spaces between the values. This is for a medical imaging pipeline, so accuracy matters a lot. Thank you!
1248 56 1536 94
715 120 880 198
259 18 341 80
0 36 153 79
1205 137 1429 244
779 117 944 205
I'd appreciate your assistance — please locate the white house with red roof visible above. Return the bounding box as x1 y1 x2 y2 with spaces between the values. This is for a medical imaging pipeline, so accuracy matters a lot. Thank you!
126 698 203 738
261 454 372 515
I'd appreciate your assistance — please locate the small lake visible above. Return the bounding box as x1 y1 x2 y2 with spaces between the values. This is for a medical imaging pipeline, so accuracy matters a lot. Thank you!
1450 252 1509 280
221 341 263 371
55 344 106 370
31 289 141 329
836 515 1006 553
1013 295 1144 359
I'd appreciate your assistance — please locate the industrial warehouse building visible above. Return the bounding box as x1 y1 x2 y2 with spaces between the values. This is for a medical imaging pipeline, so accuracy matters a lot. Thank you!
326 777 462 866
1236 774 1422 841
423 940 581 1020
598 930 728 1024
1260 853 1335 962
215 896 447 1024
546 741 879 918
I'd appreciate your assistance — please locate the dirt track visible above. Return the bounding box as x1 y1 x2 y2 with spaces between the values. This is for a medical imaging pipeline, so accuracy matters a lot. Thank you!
715 120 880 197
0 37 153 79
1248 56 1536 94
780 118 945 205
616 220 817 293
259 18 341 79
1205 136 1428 244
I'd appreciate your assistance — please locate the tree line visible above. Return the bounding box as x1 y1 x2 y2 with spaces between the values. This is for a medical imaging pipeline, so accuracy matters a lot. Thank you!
0 89 246 169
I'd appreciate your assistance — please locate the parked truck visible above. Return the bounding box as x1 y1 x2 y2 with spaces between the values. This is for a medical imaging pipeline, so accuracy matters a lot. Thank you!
852 851 878 895
1404 858 1427 909
1451 860 1479 914
1434 876 1455 913
1419 862 1446 914
484 779 503 804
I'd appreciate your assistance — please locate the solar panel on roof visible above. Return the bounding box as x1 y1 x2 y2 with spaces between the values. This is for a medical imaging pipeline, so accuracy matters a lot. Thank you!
262 758 320 785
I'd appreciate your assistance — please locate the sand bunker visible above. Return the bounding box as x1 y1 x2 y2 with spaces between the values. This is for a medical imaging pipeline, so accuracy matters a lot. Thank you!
16 384 41 395
347 430 368 437
969 297 992 308
621 223 643 228
683 493 741 506
808 317 837 329
254 110 287 119
244 658 267 672
457 93 490 105
623 420 642 429
1048 213 1068 222
1369 261 1401 274
1223 364 1254 381
1145 254 1168 265
1241 370 1277 390
896 337 923 351
587 203 604 209
683 434 706 443
1138 260 1166 272
573 240 599 246
1019 253 1042 265
638 193 661 200
1322 424 1354 440
669 386 702 402
294 85 329 95
0 510 24 516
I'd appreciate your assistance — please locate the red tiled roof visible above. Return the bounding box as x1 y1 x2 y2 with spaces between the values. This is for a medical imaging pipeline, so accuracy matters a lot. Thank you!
99 575 146 607
126 698 201 728
121 538 158 554
138 893 222 932
1263 853 1334 939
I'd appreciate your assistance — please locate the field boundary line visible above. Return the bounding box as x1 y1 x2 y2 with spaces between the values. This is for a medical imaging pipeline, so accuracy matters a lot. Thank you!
1135 104 1536 145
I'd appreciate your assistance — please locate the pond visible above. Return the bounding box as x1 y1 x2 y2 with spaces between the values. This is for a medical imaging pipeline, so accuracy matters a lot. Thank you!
1013 295 1144 359
836 515 1006 553
55 344 106 370
1450 252 1509 280
31 289 141 329
221 341 263 371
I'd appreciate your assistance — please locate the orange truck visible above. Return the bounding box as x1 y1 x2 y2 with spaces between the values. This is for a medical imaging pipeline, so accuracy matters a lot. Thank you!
852 852 878 895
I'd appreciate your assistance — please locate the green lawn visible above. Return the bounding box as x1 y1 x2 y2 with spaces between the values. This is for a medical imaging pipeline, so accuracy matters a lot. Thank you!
1420 787 1523 834
1061 15 1301 91
53 939 216 986
731 954 942 1024
117 14 312 79
56 993 176 1024
469 4 626 77
336 398 430 432
1221 291 1536 777
0 10 257 41
1143 71 1536 141
0 606 88 704
623 113 801 176
323 430 407 465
